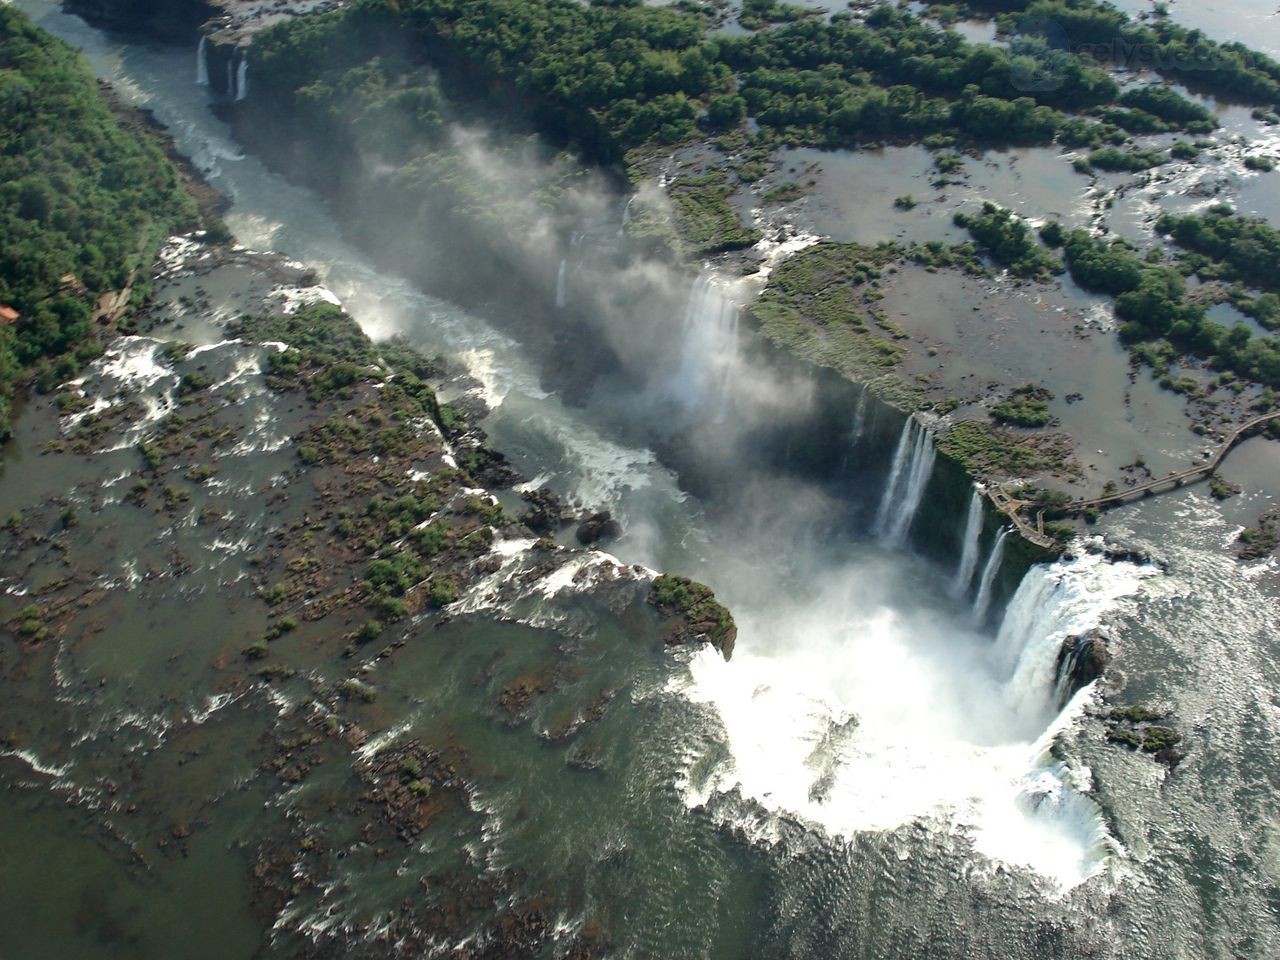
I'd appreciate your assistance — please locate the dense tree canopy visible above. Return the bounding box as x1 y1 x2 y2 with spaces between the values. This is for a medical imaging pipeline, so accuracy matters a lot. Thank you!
0 7 194 436
250 0 1228 167
922 0 1280 105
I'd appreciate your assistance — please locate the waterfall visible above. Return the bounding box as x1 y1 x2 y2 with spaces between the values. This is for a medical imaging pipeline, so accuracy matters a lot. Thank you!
972 528 1009 622
873 418 935 548
235 59 249 102
950 489 984 598
991 550 1151 734
872 420 913 536
226 60 235 100
621 197 633 229
668 274 740 413
850 387 869 447
555 259 567 309
196 36 209 86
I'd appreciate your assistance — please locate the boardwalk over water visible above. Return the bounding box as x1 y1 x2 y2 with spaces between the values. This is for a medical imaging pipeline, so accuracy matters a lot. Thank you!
989 410 1280 549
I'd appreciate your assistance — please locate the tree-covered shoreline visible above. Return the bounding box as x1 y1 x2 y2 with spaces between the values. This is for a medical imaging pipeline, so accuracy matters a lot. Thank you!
0 6 195 438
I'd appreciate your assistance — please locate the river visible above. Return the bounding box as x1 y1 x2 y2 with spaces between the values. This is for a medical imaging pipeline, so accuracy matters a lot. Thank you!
6 1 1280 956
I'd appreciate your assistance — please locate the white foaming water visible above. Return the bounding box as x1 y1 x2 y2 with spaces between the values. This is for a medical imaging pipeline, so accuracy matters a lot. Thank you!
235 58 248 102
555 258 567 308
991 550 1155 733
668 274 741 414
951 488 985 598
973 528 1009 621
271 282 342 314
675 548 1153 891
874 418 936 547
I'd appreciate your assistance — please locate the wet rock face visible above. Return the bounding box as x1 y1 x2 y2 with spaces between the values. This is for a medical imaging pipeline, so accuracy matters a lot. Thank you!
520 488 573 535
575 511 622 546
1055 629 1112 705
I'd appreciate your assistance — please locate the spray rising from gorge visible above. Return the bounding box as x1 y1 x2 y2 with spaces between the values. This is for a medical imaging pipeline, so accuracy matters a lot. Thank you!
255 93 1148 892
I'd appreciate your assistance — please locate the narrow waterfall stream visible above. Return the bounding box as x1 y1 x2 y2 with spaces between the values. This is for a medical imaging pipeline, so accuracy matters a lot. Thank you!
952 488 985 598
850 385 869 446
194 35 207 86
874 417 937 546
974 528 1011 622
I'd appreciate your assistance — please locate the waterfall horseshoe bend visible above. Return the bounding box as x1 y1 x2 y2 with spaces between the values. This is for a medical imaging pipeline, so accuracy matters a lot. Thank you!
4 0 1280 957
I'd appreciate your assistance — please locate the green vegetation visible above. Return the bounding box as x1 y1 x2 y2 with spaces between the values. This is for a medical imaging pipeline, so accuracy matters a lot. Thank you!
1237 508 1280 560
738 0 814 31
250 0 1244 185
763 181 805 203
1084 147 1163 172
1054 225 1280 391
1104 702 1183 764
1116 85 1215 130
651 574 736 652
1208 475 1239 500
1244 155 1275 172
991 383 1053 427
752 241 907 372
937 419 1074 477
953 203 1061 280
1156 206 1280 303
668 172 761 255
0 7 195 437
931 0 1280 107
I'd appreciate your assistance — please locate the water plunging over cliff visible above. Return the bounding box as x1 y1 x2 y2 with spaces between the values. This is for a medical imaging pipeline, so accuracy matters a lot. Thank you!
235 57 248 102
951 488 984 598
195 36 207 86
679 548 1152 891
874 417 936 547
851 386 869 447
668 273 740 414
973 528 1010 621
555 258 566 309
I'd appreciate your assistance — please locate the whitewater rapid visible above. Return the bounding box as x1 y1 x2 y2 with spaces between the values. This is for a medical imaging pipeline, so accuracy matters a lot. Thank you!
674 547 1156 891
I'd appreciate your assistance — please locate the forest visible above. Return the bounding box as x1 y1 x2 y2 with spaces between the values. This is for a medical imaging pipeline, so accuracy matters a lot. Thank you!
249 0 1252 173
919 0 1280 104
0 6 193 437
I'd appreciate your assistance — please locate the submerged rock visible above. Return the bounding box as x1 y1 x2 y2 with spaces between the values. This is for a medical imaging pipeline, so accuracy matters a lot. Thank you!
1104 704 1185 768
